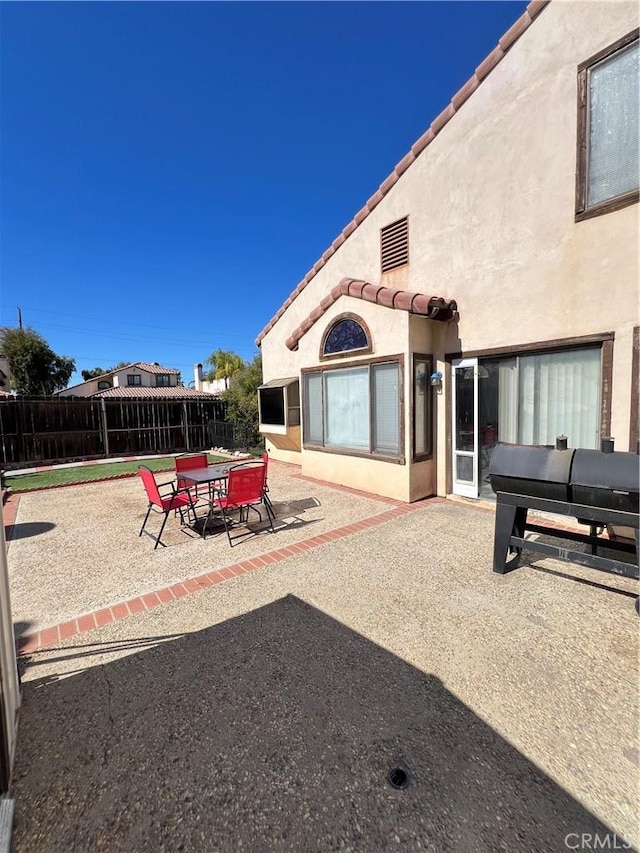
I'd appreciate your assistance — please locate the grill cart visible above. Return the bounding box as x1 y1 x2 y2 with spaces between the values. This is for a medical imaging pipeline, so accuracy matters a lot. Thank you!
490 437 639 613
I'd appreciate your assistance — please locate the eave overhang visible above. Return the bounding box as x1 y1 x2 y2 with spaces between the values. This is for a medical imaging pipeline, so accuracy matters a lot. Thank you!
284 277 458 351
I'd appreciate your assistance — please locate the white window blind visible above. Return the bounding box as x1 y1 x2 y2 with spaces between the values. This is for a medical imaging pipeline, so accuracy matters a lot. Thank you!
498 359 518 444
372 363 400 455
518 349 600 448
588 41 639 206
324 368 369 450
305 373 323 444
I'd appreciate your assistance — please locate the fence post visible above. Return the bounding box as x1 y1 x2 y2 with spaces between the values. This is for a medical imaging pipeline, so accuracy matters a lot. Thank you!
100 398 110 457
182 402 190 451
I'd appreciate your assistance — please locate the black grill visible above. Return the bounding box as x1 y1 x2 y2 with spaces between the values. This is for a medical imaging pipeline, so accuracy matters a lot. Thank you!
490 438 639 612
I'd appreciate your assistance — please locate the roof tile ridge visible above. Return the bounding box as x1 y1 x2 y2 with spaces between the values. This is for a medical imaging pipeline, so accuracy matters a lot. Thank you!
283 280 458 350
256 0 550 346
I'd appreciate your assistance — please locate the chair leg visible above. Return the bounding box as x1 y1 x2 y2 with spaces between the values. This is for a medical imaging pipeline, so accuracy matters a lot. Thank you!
153 511 170 549
139 503 153 537
263 501 275 533
248 504 263 522
219 506 234 547
263 493 275 523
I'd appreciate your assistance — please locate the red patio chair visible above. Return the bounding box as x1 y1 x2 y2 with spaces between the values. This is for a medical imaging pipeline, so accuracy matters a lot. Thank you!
175 452 209 501
138 466 196 549
213 461 275 547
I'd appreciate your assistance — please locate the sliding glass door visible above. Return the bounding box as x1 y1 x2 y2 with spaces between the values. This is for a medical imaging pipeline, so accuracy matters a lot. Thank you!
452 347 602 500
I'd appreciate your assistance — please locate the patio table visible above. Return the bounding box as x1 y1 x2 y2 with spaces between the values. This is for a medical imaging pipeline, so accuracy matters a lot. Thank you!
177 462 237 538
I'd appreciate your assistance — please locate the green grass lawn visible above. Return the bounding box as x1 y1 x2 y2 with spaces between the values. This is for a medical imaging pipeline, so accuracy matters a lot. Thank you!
5 454 230 492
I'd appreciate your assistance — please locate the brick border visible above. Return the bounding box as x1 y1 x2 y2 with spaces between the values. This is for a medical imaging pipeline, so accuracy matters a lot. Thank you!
9 466 608 657
17 498 442 656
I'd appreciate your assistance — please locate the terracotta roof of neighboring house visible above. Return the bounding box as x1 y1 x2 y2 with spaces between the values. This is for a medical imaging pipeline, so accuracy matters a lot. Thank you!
285 278 458 351
256 0 549 347
134 362 180 375
93 386 218 399
58 362 181 394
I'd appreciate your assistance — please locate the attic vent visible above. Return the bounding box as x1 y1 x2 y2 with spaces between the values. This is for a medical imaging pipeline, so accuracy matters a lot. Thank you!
381 217 409 273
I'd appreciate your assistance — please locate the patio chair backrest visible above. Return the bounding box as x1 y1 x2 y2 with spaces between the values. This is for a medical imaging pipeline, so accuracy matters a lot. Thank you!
175 453 208 490
261 452 270 490
139 466 162 507
175 453 208 473
226 462 266 507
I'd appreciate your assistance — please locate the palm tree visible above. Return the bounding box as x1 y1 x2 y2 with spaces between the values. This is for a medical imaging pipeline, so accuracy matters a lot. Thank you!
205 349 245 390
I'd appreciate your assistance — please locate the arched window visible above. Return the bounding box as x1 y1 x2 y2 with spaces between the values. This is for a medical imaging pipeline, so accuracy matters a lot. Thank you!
321 315 371 359
97 380 111 390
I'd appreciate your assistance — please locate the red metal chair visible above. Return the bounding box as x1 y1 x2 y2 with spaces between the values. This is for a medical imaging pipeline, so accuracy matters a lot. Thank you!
213 461 274 546
138 466 196 549
175 452 209 501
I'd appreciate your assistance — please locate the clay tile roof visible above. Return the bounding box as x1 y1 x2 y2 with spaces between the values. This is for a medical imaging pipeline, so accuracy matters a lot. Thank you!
255 0 549 347
283 277 458 351
57 361 181 394
135 362 180 375
93 386 218 398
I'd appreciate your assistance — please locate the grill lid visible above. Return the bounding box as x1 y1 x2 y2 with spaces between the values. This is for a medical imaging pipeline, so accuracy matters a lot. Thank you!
571 449 640 493
489 444 574 484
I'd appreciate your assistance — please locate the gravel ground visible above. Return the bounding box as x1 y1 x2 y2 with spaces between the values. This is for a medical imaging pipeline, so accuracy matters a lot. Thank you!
7 466 639 852
7 463 388 633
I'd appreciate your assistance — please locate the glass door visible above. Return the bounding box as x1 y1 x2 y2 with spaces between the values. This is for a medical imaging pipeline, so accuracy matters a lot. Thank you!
452 358 478 498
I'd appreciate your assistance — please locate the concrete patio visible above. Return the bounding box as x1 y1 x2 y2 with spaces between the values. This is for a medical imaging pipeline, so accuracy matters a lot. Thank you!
4 461 639 852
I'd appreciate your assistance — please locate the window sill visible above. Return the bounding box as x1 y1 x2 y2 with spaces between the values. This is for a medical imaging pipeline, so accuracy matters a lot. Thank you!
303 443 405 465
575 189 638 222
412 454 433 464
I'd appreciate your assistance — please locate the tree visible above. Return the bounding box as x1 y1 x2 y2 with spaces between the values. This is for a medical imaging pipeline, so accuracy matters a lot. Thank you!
223 354 263 449
0 327 75 395
205 349 246 390
81 361 130 381
81 367 106 381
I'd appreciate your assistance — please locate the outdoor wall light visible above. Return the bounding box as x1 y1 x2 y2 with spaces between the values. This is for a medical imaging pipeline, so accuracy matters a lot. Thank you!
430 371 443 388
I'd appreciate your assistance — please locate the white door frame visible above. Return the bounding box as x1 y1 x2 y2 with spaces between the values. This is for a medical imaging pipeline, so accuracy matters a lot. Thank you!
451 357 479 498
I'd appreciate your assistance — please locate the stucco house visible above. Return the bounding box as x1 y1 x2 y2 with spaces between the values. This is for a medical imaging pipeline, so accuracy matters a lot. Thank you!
193 363 227 395
56 362 216 399
256 0 639 503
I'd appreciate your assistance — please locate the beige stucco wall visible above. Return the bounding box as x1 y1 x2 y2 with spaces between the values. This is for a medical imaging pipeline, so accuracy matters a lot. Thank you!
260 0 639 500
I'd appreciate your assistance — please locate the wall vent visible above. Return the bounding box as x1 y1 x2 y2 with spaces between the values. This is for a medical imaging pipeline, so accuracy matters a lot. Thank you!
381 216 409 273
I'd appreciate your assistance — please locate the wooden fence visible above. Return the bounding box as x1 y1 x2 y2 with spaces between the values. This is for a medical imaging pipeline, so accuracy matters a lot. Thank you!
0 396 258 469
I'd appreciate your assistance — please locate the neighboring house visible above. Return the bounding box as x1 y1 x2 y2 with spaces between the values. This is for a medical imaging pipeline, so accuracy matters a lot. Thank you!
193 363 227 395
0 356 10 395
256 1 639 503
57 362 216 398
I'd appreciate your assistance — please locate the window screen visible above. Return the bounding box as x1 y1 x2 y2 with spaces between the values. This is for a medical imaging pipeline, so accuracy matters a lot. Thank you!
372 363 399 455
303 360 402 457
259 388 285 426
588 41 639 207
324 368 369 450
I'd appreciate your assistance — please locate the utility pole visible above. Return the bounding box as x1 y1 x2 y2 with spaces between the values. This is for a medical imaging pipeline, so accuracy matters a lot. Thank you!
17 308 22 330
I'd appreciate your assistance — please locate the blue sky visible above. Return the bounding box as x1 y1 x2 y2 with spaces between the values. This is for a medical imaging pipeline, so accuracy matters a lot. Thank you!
1 1 526 387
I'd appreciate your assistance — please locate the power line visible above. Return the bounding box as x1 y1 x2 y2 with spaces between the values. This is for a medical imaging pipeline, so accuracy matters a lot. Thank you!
22 321 254 350
2 306 256 341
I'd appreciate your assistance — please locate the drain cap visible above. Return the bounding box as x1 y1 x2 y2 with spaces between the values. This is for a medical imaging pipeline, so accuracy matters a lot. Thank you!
388 765 409 790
